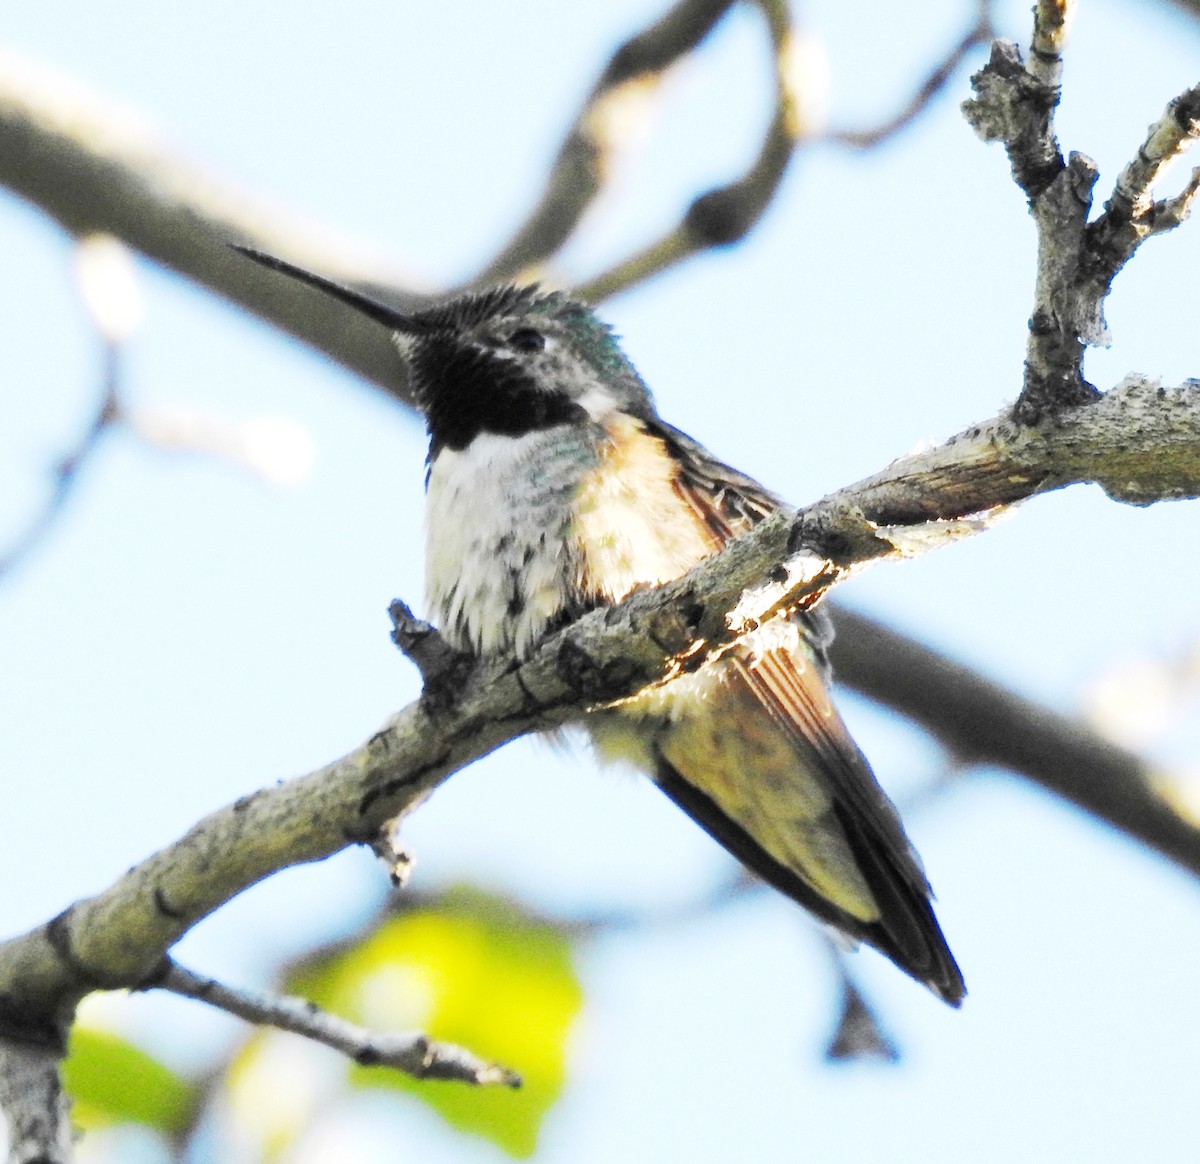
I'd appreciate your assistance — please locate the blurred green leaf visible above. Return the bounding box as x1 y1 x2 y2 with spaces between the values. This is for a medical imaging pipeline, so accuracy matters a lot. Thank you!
63 1026 195 1135
289 885 583 1157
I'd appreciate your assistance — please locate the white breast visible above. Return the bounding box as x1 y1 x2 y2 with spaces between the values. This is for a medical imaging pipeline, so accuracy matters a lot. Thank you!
425 429 596 657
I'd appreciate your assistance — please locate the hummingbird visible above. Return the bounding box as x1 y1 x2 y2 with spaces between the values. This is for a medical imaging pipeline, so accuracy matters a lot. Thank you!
235 246 966 1006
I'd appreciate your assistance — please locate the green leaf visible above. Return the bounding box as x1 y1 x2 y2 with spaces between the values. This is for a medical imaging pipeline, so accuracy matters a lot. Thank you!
290 886 583 1158
63 1026 195 1135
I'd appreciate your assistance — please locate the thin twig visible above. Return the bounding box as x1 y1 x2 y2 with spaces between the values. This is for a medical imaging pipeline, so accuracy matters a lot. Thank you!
823 943 900 1064
388 599 472 700
576 0 804 301
1093 86 1200 251
472 0 737 286
156 961 521 1087
1028 0 1075 88
824 2 995 149
0 347 120 579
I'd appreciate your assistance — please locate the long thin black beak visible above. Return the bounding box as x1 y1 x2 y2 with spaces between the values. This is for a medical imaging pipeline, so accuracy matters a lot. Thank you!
232 244 428 335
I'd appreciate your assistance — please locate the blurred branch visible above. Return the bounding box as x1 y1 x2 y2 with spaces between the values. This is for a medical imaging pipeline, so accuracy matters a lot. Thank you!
829 606 1200 879
1163 0 1200 21
822 0 995 149
576 0 805 302
824 947 900 1064
472 0 738 285
0 351 118 578
0 0 995 404
0 49 423 402
155 961 520 1087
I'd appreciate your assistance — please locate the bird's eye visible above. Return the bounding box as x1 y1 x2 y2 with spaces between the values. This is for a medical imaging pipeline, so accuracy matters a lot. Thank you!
508 328 546 353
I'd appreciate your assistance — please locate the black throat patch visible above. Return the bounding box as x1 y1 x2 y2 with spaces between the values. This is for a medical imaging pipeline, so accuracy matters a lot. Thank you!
414 335 588 456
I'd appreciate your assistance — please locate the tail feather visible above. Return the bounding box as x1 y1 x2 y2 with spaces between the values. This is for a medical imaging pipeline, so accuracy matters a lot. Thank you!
829 800 965 1005
653 755 964 1005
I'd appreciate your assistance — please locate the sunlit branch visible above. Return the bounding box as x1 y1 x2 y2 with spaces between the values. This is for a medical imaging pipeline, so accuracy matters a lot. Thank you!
1 372 1198 1052
1028 0 1075 88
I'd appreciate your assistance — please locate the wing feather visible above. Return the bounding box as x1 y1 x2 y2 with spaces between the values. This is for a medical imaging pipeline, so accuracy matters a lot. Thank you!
628 417 966 1004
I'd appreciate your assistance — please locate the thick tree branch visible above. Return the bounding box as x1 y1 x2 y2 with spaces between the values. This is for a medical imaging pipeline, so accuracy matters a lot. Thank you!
0 1041 72 1164
154 962 520 1087
0 50 424 402
1 375 1197 1050
804 374 1200 515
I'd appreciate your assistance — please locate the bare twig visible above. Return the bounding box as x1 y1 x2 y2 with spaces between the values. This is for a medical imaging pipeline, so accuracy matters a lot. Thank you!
155 962 520 1087
472 0 737 286
824 2 995 149
369 822 418 890
964 37 1083 420
388 599 473 700
1029 0 1076 88
964 18 1200 423
0 350 119 579
1090 86 1200 264
576 0 805 302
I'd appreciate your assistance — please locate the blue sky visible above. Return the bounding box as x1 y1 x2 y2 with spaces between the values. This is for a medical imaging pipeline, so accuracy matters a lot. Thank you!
3 1 1200 1160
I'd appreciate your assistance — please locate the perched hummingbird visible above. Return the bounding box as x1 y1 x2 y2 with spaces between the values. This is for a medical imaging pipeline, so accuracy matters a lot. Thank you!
236 247 966 1005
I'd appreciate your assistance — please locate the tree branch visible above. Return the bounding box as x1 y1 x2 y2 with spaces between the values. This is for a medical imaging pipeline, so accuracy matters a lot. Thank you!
575 0 807 302
470 0 738 286
964 31 1200 422
0 1040 72 1164
0 49 425 403
822 0 995 149
153 961 520 1087
3 8 1200 1143
1 374 1197 1045
829 607 1200 878
0 346 118 579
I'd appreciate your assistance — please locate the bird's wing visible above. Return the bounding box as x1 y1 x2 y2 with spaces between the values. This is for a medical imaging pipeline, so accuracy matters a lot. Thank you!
645 418 784 540
630 418 965 1004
